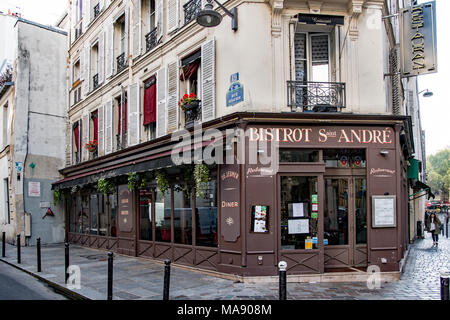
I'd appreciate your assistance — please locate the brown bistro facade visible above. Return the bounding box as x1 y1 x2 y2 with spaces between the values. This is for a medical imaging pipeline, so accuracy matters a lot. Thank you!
53 112 413 277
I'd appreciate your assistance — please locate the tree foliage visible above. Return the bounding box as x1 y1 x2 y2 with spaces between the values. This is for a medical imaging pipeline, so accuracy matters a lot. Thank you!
426 148 450 200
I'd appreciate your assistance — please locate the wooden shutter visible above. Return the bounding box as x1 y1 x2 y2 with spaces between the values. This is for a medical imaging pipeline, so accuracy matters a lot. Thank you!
98 32 105 84
166 61 179 133
131 0 141 59
105 99 113 154
82 115 89 161
82 45 90 97
98 105 104 156
390 47 400 115
83 0 91 30
201 38 215 122
156 0 163 41
127 83 141 146
156 67 166 137
105 22 113 78
124 6 129 64
66 120 72 166
167 0 179 33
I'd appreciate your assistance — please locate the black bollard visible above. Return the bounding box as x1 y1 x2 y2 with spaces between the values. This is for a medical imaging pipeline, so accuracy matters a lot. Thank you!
107 252 113 300
441 270 449 300
278 261 287 300
37 238 41 272
2 232 5 257
163 259 171 300
446 221 448 239
64 243 69 284
17 234 21 264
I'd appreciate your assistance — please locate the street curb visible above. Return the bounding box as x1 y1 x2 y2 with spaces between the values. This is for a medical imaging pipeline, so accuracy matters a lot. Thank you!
0 258 90 300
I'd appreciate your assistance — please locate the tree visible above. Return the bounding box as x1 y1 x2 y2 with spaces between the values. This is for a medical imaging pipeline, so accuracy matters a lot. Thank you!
426 148 450 201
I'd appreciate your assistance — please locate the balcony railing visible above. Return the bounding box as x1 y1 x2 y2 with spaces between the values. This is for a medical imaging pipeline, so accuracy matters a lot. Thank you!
287 81 346 112
145 27 158 53
92 73 99 90
93 3 100 19
184 0 202 25
116 52 127 73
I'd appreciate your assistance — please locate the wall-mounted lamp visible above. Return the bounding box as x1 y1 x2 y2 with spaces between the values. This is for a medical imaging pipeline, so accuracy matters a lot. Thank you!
418 89 433 98
380 150 389 156
197 0 238 31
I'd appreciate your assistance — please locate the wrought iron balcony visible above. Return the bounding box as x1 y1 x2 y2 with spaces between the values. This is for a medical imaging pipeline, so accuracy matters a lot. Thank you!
145 27 158 53
287 81 346 112
93 3 100 19
184 0 202 25
92 73 99 90
116 52 127 73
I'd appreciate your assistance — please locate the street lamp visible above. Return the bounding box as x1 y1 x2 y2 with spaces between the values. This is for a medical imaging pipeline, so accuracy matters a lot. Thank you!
196 0 238 31
418 89 433 98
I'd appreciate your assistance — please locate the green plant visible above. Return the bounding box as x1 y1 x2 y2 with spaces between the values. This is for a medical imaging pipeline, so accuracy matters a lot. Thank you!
53 189 62 205
194 163 209 198
128 172 138 190
156 170 170 197
97 178 115 195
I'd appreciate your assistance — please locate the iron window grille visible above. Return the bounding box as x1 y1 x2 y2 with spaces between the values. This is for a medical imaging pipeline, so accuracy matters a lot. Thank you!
287 81 346 112
183 0 202 25
145 27 158 53
92 73 99 90
93 3 100 19
116 52 127 73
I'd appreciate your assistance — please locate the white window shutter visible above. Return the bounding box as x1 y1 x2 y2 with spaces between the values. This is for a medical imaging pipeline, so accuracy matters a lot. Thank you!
131 0 141 59
201 38 215 122
99 0 105 11
166 61 179 133
124 6 129 63
66 120 72 166
105 99 113 154
156 67 166 137
98 105 104 156
105 22 114 78
98 32 105 84
82 115 88 161
167 0 179 33
127 83 140 146
156 0 164 41
83 0 91 30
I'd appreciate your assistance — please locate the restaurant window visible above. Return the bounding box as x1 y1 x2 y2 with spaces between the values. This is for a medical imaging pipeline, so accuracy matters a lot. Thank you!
155 189 171 242
81 194 89 234
279 149 319 163
139 188 153 241
355 178 367 244
90 194 99 235
280 176 318 250
143 76 157 140
324 178 348 245
98 194 107 236
108 193 117 237
323 149 366 168
195 179 218 247
173 185 192 245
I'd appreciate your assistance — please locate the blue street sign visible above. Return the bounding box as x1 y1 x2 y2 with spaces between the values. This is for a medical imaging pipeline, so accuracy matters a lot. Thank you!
226 73 244 107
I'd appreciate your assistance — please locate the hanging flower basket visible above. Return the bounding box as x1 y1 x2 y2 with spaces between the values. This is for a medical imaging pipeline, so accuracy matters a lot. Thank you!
179 93 201 127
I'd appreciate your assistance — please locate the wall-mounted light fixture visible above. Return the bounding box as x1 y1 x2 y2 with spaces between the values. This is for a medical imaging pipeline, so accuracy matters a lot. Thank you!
196 0 238 31
380 150 389 156
418 89 433 98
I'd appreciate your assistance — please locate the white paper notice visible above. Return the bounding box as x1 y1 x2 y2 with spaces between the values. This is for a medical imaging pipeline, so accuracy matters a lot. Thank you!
28 182 41 197
288 219 309 234
254 220 266 232
292 203 304 217
374 197 395 226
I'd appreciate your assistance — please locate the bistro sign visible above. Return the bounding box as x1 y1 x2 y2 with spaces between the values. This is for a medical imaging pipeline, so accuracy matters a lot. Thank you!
400 1 437 77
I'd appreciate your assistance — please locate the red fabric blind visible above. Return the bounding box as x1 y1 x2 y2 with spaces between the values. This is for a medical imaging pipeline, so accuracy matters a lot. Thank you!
180 59 200 81
73 123 80 151
118 102 127 134
143 79 156 125
92 111 98 142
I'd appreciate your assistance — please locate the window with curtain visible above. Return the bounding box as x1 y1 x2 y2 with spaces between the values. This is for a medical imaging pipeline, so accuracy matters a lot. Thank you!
139 188 153 241
143 76 157 141
91 110 98 141
195 179 218 247
180 50 201 97
155 189 171 242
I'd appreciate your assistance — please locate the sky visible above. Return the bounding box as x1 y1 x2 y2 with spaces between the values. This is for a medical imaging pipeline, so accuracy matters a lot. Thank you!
0 0 448 156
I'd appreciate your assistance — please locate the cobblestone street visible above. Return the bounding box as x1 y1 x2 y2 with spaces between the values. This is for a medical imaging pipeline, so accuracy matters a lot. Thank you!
1 229 449 300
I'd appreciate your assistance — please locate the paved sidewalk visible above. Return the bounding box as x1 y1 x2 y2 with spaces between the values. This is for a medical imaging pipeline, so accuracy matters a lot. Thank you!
1 232 448 300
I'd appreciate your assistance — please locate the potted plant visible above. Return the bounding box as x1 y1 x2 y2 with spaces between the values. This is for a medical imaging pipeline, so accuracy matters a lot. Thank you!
179 92 201 127
85 140 98 154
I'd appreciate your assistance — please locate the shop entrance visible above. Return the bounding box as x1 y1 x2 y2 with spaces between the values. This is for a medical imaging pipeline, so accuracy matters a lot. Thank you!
323 176 367 270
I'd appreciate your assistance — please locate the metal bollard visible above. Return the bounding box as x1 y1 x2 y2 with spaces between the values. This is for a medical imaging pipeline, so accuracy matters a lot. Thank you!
2 232 5 257
107 252 113 300
446 222 448 239
278 261 287 300
441 269 449 300
64 242 69 284
163 259 171 300
37 238 41 272
17 234 21 264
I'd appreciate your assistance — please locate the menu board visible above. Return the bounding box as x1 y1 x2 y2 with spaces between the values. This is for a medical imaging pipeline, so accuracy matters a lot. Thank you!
251 205 269 233
372 195 396 228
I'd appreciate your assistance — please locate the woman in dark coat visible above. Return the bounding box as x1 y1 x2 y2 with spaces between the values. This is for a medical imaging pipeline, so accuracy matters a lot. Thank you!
427 212 442 247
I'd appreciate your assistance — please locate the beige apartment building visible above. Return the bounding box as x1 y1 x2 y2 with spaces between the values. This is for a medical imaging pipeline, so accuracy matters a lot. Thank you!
53 0 429 278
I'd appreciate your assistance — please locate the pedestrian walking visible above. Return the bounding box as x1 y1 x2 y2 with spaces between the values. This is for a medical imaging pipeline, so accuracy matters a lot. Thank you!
427 212 442 247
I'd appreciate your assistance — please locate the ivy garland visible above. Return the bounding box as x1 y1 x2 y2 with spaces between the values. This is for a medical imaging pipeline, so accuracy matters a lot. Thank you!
127 172 138 190
97 178 115 195
194 163 209 198
53 189 62 205
156 170 170 197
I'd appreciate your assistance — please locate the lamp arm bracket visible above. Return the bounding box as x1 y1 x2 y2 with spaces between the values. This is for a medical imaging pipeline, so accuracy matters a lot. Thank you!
212 0 235 18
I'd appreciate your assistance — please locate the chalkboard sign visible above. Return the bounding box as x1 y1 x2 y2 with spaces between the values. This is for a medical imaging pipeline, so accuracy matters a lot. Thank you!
372 195 396 228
